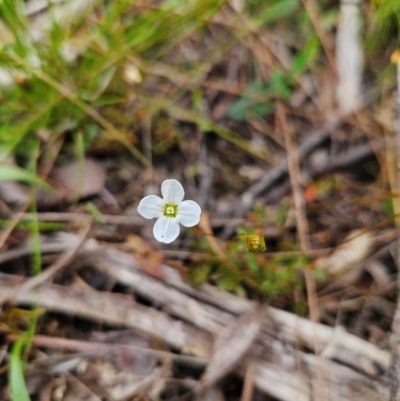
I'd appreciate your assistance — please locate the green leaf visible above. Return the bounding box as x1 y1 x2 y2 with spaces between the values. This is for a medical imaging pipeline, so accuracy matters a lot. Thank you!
228 97 254 121
382 198 394 217
256 0 299 25
289 255 309 268
260 280 273 295
269 71 292 98
0 165 51 189
312 269 326 281
9 335 31 401
252 102 273 117
188 264 211 286
216 273 238 292
85 202 106 223
247 254 260 273
274 202 290 226
228 96 272 121
290 36 320 79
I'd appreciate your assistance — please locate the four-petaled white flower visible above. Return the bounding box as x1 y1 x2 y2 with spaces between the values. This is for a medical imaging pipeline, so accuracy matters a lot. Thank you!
137 179 201 244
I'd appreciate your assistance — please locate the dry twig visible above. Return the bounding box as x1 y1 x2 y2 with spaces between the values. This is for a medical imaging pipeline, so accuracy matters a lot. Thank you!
278 101 326 401
389 52 400 401
0 204 30 250
0 222 92 304
7 334 207 368
0 259 390 401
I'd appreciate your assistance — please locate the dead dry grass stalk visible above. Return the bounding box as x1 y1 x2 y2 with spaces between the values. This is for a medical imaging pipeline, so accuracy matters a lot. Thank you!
0 221 91 305
278 101 327 401
0 203 30 250
389 53 400 401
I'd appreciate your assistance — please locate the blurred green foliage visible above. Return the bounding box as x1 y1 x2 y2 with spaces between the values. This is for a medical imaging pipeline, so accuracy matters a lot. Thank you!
0 0 226 164
189 228 308 301
0 0 395 168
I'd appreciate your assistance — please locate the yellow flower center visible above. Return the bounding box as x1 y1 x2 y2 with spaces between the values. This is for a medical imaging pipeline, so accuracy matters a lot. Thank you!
163 203 178 218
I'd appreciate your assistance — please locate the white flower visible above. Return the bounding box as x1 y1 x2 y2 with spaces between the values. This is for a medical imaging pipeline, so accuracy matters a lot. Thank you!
137 179 201 244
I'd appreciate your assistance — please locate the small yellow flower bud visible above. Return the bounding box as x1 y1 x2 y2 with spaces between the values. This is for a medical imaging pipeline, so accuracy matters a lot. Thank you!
235 233 266 252
246 234 266 253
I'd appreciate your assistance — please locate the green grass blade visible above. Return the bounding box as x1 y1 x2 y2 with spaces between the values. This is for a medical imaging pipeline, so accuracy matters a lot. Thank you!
0 165 51 189
9 335 31 401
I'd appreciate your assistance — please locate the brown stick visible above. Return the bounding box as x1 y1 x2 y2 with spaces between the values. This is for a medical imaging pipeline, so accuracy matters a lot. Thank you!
0 203 30 250
389 54 400 401
0 222 91 304
7 334 207 368
278 101 326 401
278 102 310 252
0 269 390 400
0 271 212 357
75 246 390 375
240 359 255 401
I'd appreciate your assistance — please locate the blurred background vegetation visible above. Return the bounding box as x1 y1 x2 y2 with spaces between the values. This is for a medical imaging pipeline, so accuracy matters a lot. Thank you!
0 0 399 308
0 0 400 398
0 0 399 320
0 0 397 167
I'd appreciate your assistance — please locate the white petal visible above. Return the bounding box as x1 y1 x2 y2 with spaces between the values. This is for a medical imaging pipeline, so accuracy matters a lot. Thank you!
177 200 201 227
161 179 184 204
153 217 180 243
137 195 163 219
